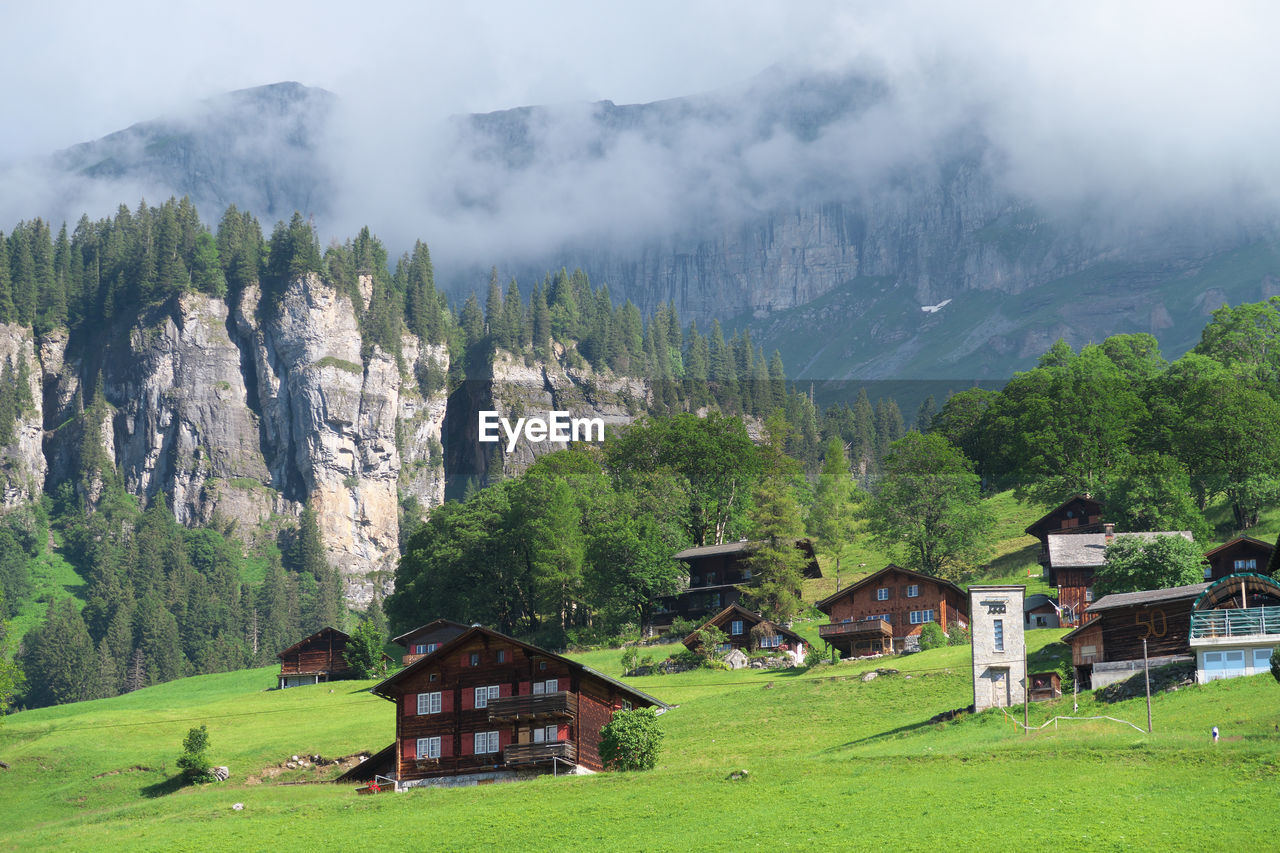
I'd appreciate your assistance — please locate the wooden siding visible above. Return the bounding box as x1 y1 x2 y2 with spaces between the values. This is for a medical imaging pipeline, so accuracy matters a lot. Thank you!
1055 568 1097 626
820 567 968 653
278 630 350 677
1205 539 1273 582
1095 599 1196 662
1069 623 1103 666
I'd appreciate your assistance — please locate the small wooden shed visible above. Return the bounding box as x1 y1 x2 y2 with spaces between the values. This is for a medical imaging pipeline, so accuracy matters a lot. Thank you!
1027 671 1062 702
277 626 354 689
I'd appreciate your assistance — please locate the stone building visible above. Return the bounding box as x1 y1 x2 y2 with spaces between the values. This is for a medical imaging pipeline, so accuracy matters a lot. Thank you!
969 585 1026 712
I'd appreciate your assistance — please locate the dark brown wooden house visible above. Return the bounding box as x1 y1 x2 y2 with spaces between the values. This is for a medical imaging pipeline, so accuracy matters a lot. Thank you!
277 626 354 689
815 565 968 657
1025 495 1104 564
1202 536 1274 582
652 539 821 632
392 619 471 666
681 604 808 665
1046 528 1193 627
1062 581 1209 689
370 626 667 788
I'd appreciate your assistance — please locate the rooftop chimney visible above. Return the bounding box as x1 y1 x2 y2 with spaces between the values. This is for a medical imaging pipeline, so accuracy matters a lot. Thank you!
1104 523 1115 545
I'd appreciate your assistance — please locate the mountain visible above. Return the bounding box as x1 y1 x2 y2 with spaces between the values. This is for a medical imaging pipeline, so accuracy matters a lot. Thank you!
33 71 1280 382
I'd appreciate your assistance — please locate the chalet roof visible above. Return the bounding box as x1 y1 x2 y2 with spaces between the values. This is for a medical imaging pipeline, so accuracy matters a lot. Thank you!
391 618 472 648
673 538 822 578
1047 531 1193 569
680 603 807 649
1202 535 1275 560
276 626 348 659
814 564 966 614
1024 494 1102 537
369 626 669 709
1086 582 1210 613
1024 593 1058 613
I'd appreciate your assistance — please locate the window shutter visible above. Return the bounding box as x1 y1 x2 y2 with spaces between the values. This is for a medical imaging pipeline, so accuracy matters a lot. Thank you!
440 736 453 758
461 687 474 711
518 680 531 696
403 694 415 715
499 729 512 749
499 683 512 698
461 734 473 756
442 690 454 713
401 738 415 760
558 723 570 741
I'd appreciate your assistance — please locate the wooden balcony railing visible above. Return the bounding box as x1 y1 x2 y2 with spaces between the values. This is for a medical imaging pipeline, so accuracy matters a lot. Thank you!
487 691 578 722
504 741 577 766
818 619 892 640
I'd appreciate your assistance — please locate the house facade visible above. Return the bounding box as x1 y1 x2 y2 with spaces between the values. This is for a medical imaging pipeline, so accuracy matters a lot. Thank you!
370 626 666 788
969 585 1026 712
815 565 968 657
1045 527 1193 627
277 626 354 689
1025 494 1104 565
1024 593 1060 629
1202 536 1274 583
681 604 807 666
652 539 821 632
1188 573 1280 684
392 619 470 666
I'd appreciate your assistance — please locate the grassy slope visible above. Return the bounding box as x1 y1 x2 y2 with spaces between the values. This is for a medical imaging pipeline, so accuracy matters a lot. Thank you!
3 634 1279 851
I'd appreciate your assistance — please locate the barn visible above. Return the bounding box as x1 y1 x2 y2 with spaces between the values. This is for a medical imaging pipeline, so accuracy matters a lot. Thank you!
277 626 354 689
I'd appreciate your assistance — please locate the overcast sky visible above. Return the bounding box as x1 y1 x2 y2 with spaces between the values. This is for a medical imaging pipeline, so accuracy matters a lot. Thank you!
3 2 1278 259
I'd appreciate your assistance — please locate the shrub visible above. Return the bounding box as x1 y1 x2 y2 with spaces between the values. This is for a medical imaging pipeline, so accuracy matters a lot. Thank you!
690 625 728 661
620 647 640 675
919 622 947 651
805 646 833 668
663 617 701 640
947 623 970 646
599 708 664 771
346 617 388 678
667 648 702 670
176 725 215 784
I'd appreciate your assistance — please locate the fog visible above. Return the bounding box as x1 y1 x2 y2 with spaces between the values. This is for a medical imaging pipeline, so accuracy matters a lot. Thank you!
3 2 1279 269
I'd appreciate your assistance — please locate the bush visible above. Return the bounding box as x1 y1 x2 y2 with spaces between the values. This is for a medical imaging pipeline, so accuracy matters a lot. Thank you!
667 648 702 670
599 708 664 771
620 647 639 676
690 626 728 661
176 725 215 784
805 646 834 667
346 617 388 679
663 617 701 640
919 622 947 651
947 623 970 646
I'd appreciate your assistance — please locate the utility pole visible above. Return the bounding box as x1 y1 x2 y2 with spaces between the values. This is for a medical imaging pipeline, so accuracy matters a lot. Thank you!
1143 638 1152 734
1023 644 1029 731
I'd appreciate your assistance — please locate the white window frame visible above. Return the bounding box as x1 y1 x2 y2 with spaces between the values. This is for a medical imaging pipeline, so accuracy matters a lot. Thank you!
759 634 781 649
730 620 744 636
469 652 480 666
414 643 427 655
532 725 557 743
876 588 889 601
1235 558 1257 571
416 736 440 759
1084 588 1094 603
417 691 442 715
907 584 920 598
532 678 559 694
426 642 439 653
474 685 500 708
474 731 500 754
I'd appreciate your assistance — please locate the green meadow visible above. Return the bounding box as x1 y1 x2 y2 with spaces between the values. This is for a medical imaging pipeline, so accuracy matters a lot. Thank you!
3 630 1279 852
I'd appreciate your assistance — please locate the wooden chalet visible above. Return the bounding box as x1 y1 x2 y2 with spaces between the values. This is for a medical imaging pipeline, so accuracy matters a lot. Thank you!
1202 536 1274 582
1045 527 1193 627
1025 495 1104 564
1024 593 1060 629
392 619 470 666
370 626 667 788
652 539 821 632
1188 573 1280 684
815 565 968 657
1063 581 1209 689
681 604 807 666
277 626 354 689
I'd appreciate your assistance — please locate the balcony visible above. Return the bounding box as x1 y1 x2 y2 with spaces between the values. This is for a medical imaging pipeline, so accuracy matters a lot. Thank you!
487 691 578 722
504 741 577 766
818 618 893 641
402 653 426 666
1190 606 1280 644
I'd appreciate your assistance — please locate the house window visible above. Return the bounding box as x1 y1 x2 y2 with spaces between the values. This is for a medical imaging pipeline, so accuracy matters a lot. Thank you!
474 685 501 708
759 634 781 649
1204 566 1213 580
474 731 500 754
497 650 506 663
532 725 558 743
907 585 920 598
993 619 1004 652
427 642 439 653
414 644 427 655
909 610 935 625
621 700 632 711
429 672 438 682
539 661 547 671
710 592 722 608
416 736 440 759
741 569 752 580
417 691 442 715
877 588 889 601
469 652 480 666
1235 558 1257 571
1084 588 1094 603
532 679 559 694
716 642 732 653
730 620 744 636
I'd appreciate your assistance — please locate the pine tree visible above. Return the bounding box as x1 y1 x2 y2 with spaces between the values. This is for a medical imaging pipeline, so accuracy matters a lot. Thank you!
504 278 525 351
809 437 859 589
0 231 13 323
484 268 506 345
915 395 937 433
531 283 551 357
459 293 485 348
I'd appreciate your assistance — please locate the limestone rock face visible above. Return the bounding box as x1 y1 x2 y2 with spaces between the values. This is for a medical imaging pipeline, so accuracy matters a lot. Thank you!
0 324 46 507
398 335 449 514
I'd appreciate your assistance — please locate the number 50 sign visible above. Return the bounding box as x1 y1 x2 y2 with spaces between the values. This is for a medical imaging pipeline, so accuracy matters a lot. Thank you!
1135 608 1167 639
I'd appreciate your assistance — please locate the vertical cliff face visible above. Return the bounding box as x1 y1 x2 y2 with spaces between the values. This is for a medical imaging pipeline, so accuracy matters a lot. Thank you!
0 324 45 508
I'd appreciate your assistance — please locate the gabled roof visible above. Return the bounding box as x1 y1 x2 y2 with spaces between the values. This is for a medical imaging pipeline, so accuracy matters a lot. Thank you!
814 564 966 614
673 538 822 578
1024 593 1058 612
1047 531 1193 569
1086 582 1210 613
391 618 472 648
680 603 807 649
369 625 669 709
1024 494 1103 537
276 626 348 659
1202 535 1275 560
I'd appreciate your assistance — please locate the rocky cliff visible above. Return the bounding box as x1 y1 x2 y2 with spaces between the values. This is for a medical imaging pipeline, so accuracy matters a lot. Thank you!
29 276 633 607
